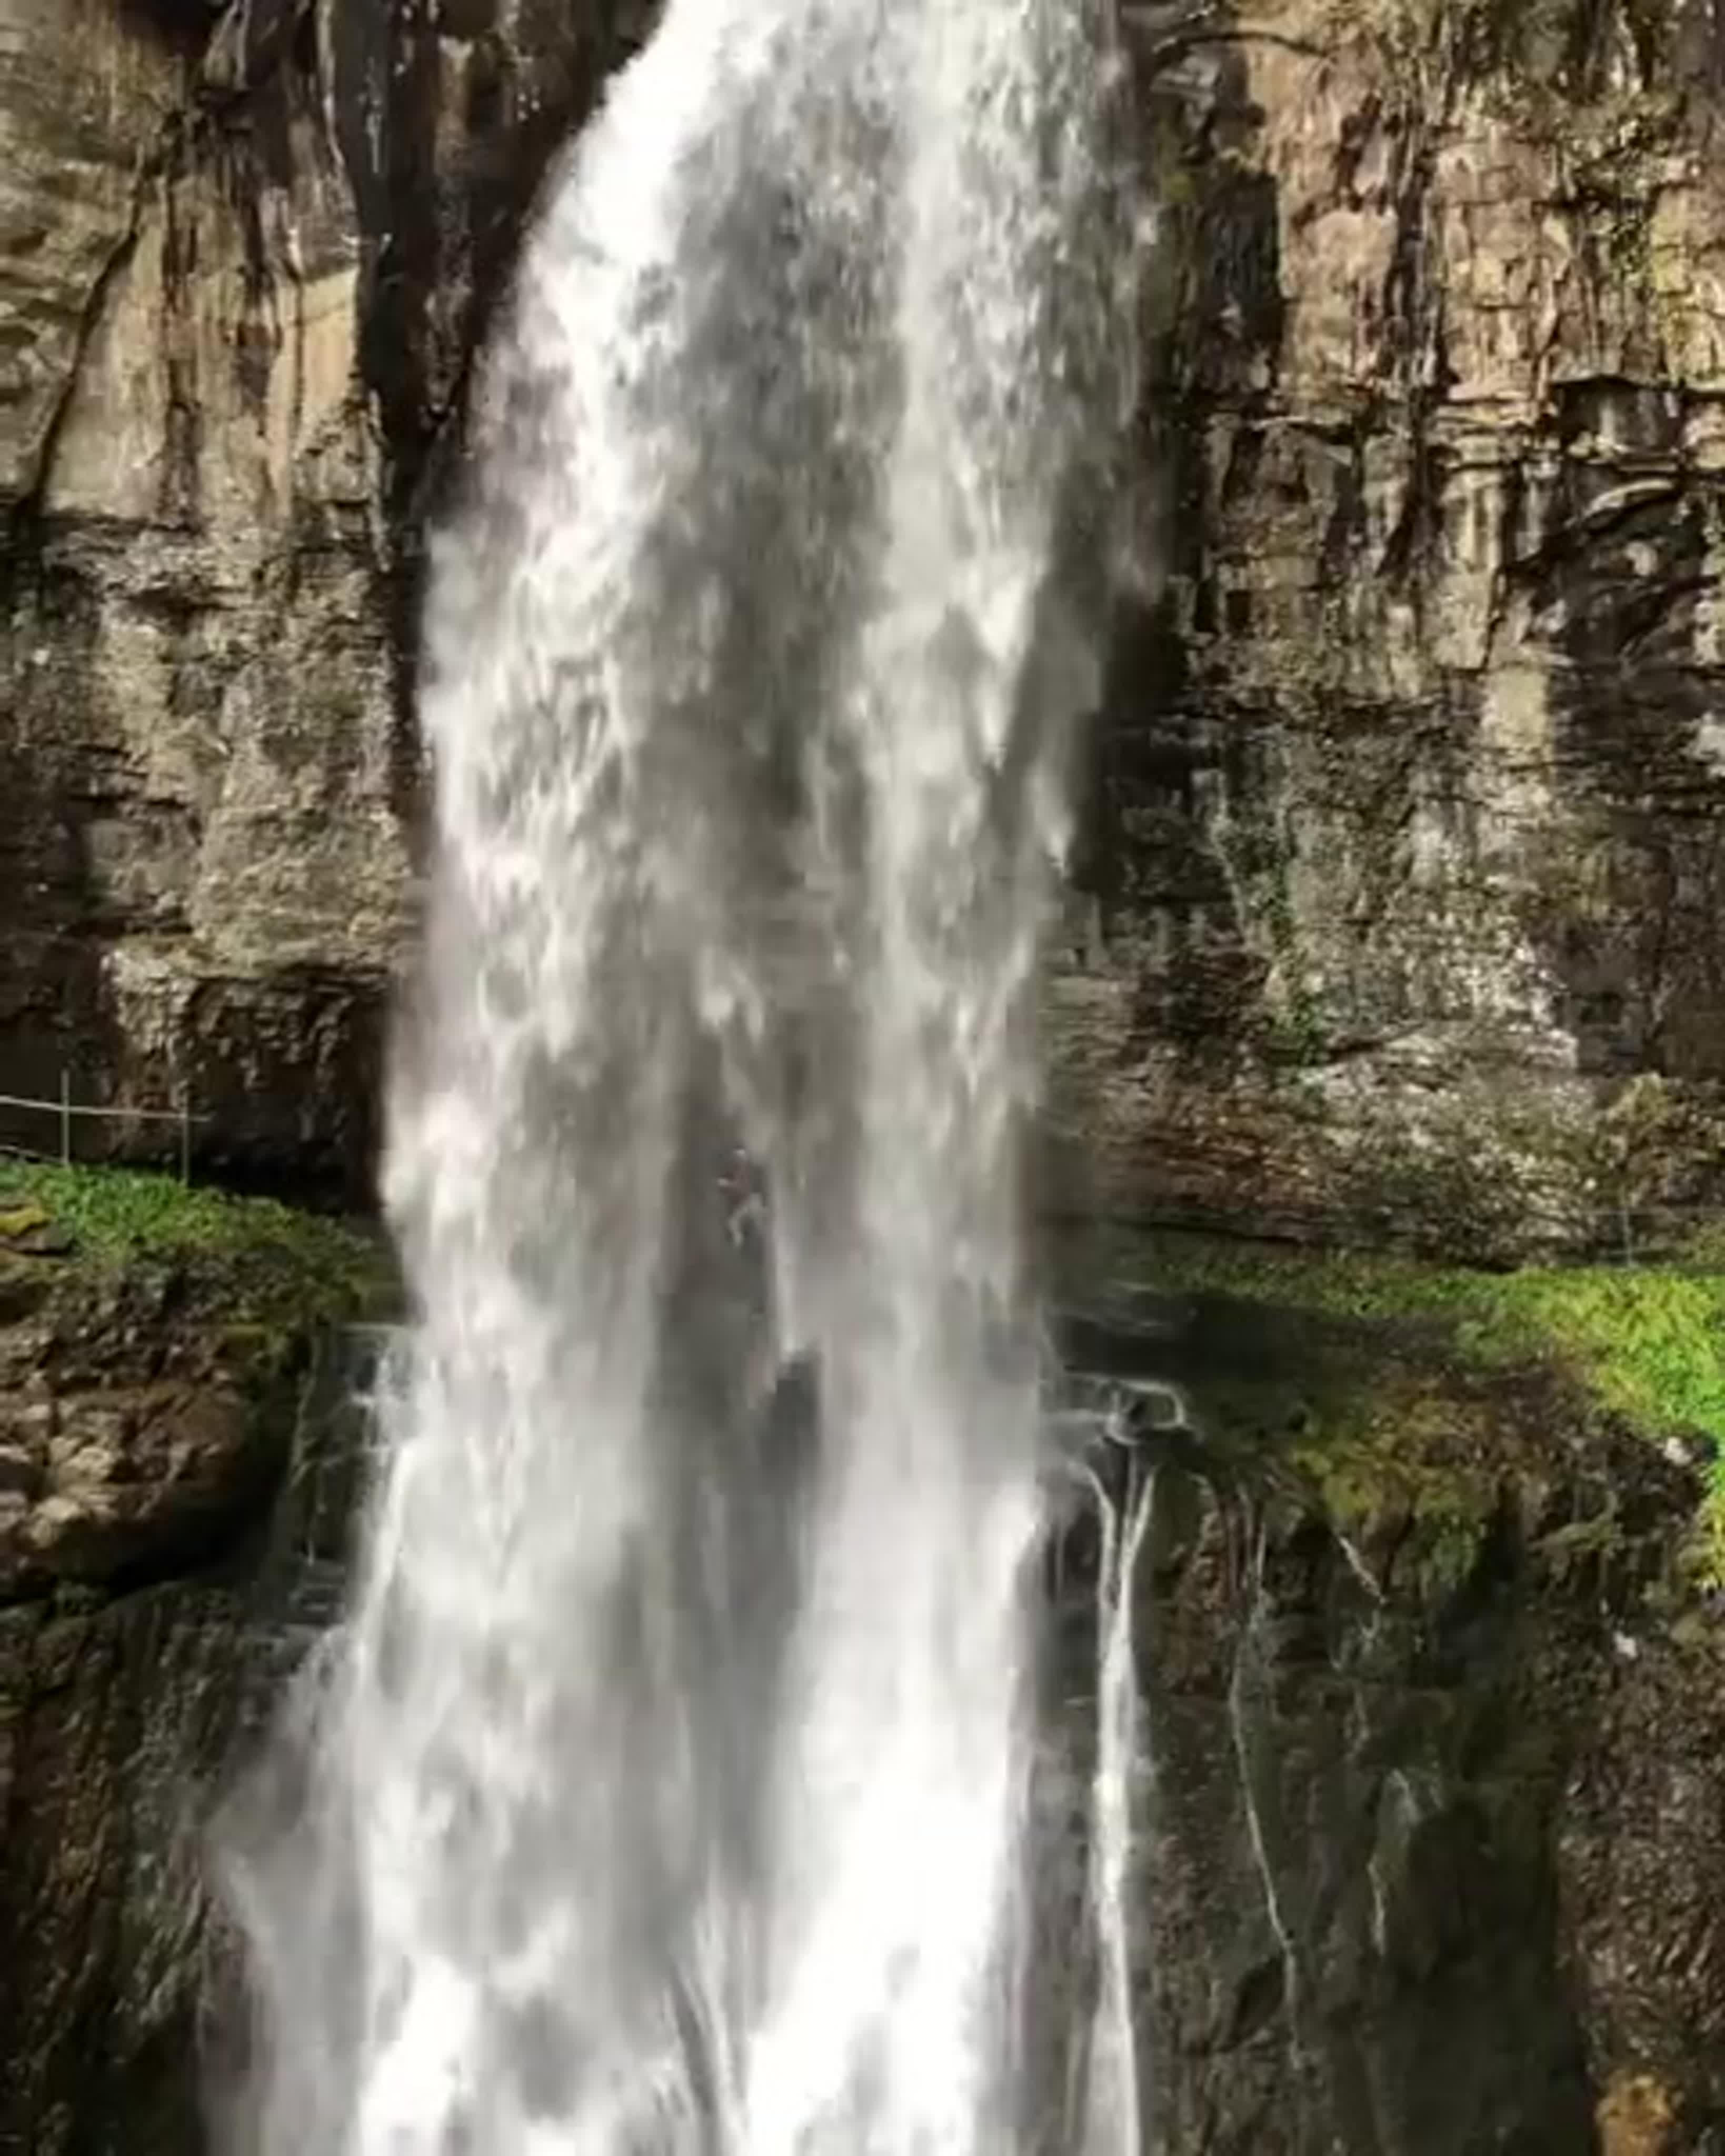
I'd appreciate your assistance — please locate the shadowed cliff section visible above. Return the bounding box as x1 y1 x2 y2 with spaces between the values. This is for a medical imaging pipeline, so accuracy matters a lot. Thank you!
1048 1218 1725 2154
0 1165 391 2156
8 1170 1725 2155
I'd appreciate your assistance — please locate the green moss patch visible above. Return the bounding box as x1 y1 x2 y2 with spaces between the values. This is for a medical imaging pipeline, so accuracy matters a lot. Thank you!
0 1161 394 1330
1079 1227 1725 1576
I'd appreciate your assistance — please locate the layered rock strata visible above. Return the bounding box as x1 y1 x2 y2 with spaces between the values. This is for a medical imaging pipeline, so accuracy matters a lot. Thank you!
1052 0 1725 1256
9 1 1725 1252
0 0 647 1191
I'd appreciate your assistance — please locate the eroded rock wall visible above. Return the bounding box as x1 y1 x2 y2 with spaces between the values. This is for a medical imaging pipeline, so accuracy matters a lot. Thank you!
0 0 649 1191
1047 0 1725 1256
1050 1244 1725 2155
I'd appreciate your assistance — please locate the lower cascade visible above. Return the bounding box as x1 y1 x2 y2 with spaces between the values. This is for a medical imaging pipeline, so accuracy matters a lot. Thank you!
224 2 1132 2151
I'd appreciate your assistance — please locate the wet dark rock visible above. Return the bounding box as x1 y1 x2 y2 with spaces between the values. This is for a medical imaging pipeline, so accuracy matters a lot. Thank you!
3 1224 78 1261
3 1224 1724 2152
1042 1226 1725 2154
0 1275 390 2156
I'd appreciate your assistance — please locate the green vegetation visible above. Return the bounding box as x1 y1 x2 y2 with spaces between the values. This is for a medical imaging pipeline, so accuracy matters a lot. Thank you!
1112 1230 1725 1574
0 1160 393 1328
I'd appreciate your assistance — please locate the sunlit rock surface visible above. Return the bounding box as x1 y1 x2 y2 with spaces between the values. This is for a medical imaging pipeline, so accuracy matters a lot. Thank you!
0 0 650 1191
1049 0 1725 1257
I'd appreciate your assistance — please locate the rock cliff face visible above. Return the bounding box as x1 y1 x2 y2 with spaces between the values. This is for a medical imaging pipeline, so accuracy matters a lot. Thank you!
1047 1231 1725 2156
9 0 1725 1250
0 1177 387 2156
1051 0 1725 1258
0 0 647 1191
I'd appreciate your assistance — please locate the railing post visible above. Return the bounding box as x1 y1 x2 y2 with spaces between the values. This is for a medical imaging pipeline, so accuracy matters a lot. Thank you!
179 1083 192 1187
59 1069 71 1168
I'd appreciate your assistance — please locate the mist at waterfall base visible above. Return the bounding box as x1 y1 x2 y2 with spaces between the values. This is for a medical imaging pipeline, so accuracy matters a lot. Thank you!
222 3 1139 2151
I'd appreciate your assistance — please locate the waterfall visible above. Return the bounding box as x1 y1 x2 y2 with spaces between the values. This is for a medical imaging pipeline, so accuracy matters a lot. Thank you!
224 3 1126 2151
1077 1452 1154 2156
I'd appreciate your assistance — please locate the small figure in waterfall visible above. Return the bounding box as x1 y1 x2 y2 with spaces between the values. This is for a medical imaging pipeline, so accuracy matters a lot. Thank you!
718 1145 767 1253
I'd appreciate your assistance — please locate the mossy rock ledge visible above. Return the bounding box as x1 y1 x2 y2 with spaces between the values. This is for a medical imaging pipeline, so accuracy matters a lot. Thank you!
0 1164 393 1597
0 1165 394 2156
1048 1222 1725 2156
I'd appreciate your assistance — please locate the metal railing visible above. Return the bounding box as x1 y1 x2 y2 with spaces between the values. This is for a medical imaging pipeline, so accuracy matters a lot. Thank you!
0 1073 210 1182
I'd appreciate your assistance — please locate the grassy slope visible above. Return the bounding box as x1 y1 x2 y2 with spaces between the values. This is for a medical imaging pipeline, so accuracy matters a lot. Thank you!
1095 1229 1725 1574
0 1161 394 1328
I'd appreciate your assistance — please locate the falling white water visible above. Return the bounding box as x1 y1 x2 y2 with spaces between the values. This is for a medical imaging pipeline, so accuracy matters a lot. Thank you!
1075 1451 1156 2156
225 4 1127 2153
